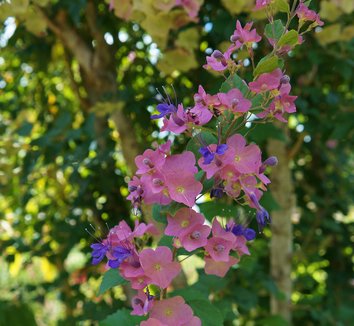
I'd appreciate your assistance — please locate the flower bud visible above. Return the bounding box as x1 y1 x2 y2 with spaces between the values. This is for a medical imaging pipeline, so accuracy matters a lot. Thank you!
280 75 290 84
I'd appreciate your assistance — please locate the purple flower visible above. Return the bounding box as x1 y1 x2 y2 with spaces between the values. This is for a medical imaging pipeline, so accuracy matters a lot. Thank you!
151 103 177 119
243 228 256 241
256 208 271 232
199 144 228 165
90 243 108 265
108 246 133 268
249 192 271 232
229 224 257 241
210 187 224 198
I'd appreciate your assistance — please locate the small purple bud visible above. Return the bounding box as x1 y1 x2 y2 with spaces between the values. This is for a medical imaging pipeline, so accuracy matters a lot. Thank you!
128 185 137 192
152 178 164 186
143 158 154 168
249 193 261 210
263 156 278 167
212 50 224 59
230 35 239 43
194 94 203 103
231 98 239 107
171 113 185 126
280 75 291 84
210 187 223 198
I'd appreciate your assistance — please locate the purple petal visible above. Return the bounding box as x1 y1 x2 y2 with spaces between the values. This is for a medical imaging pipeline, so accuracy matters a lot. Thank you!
243 228 256 241
108 259 123 268
231 224 244 236
216 144 228 155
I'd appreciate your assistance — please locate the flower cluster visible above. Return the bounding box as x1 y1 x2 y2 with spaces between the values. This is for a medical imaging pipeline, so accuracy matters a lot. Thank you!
92 2 323 324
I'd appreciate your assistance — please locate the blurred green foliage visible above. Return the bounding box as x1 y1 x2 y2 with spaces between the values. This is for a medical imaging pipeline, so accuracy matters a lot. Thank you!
0 0 353 325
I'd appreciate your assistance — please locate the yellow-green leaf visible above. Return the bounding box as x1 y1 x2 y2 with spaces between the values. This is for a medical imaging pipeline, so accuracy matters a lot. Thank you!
253 56 279 77
278 30 299 47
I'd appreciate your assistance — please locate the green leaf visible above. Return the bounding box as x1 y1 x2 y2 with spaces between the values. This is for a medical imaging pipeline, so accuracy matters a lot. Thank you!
274 0 290 13
99 309 145 326
98 269 127 295
260 191 280 211
253 56 280 77
264 20 285 41
198 201 238 221
278 30 299 47
196 170 214 193
188 300 224 326
186 131 217 158
220 74 249 96
152 204 166 224
172 287 208 301
257 315 288 326
249 123 286 144
158 235 173 249
233 286 258 310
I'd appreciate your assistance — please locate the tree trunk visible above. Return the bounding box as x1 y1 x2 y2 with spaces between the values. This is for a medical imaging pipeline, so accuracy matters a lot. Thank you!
267 125 296 324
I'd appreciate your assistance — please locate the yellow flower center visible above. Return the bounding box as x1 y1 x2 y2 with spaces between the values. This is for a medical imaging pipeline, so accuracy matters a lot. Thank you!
154 263 161 271
164 308 173 317
181 220 190 228
176 186 185 193
234 155 240 162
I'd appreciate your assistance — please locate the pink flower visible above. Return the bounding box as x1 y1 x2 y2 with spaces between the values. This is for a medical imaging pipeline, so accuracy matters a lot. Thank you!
131 290 154 316
231 20 261 49
198 144 234 179
167 174 202 207
204 255 239 277
296 2 324 26
135 148 166 175
165 207 205 237
203 45 236 72
161 152 202 207
120 260 151 289
133 220 159 237
188 105 213 126
217 88 251 113
254 0 272 10
257 83 297 122
179 224 211 252
175 0 202 18
249 68 283 93
161 104 188 134
194 85 220 108
204 237 234 262
149 296 198 325
139 246 181 289
234 236 251 256
226 134 262 174
141 318 167 326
